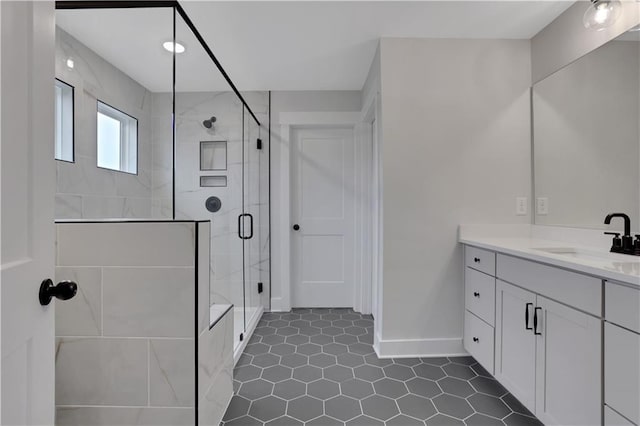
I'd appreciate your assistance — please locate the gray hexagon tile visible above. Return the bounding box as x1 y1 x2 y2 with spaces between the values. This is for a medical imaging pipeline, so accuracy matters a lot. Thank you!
223 308 540 426
325 395 362 421
308 379 341 400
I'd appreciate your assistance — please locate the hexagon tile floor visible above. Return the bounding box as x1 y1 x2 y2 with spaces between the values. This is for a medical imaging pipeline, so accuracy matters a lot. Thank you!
222 309 542 426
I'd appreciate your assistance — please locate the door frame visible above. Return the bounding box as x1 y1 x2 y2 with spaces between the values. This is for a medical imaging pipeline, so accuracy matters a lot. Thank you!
273 111 377 312
360 92 382 325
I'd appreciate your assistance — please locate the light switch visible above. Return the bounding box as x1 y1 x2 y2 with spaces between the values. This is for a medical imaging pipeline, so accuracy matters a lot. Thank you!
516 197 528 216
536 197 549 215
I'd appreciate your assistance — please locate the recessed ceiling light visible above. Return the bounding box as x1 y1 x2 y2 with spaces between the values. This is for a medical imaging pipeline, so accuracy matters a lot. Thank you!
66 58 74 69
163 41 185 54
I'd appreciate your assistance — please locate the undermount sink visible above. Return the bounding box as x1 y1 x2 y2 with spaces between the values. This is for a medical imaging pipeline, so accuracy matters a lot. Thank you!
532 247 631 262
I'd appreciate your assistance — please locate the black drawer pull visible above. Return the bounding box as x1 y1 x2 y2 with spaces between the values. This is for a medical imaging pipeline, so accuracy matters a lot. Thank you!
472 337 479 343
474 257 480 263
473 292 480 298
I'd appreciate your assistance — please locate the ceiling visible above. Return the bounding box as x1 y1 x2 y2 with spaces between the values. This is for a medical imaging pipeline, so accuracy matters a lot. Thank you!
57 1 575 92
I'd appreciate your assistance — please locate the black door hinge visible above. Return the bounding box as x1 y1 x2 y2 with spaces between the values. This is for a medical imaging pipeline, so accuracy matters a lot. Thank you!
258 282 263 294
257 138 263 150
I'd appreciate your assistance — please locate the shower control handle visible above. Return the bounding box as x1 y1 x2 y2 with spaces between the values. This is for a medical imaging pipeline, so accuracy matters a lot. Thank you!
293 224 300 231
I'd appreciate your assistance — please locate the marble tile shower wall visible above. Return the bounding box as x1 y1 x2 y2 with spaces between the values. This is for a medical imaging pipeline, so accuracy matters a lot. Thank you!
55 28 172 220
54 221 233 426
174 91 270 307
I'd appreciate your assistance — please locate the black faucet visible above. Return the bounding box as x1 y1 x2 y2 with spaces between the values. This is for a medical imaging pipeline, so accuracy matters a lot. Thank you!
604 213 639 256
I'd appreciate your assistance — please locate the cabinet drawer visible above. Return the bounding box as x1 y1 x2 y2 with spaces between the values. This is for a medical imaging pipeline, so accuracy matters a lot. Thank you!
465 246 496 276
465 268 496 326
497 254 602 317
605 406 634 426
605 322 640 425
606 282 640 333
464 311 494 375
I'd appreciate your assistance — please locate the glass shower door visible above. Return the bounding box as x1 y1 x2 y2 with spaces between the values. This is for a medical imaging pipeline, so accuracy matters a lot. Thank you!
174 16 246 350
243 106 262 330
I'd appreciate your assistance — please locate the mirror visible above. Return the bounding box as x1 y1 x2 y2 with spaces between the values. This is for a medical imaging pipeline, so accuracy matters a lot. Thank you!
54 7 174 220
533 28 640 232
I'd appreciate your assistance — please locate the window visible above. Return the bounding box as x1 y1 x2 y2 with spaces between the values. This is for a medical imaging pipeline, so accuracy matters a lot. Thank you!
97 101 137 174
54 79 74 162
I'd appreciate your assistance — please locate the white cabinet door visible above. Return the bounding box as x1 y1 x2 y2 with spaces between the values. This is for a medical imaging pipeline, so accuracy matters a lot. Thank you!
1 2 56 424
604 322 639 425
535 296 601 426
495 280 537 412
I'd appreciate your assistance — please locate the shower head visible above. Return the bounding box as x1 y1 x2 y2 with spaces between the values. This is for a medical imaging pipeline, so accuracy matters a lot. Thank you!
203 116 217 129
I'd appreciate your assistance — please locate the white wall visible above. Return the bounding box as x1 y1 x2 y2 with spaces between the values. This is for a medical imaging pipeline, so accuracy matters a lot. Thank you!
55 28 172 220
270 91 362 310
375 38 532 356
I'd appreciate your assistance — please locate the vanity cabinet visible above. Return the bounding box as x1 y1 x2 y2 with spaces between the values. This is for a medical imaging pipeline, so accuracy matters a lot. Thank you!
495 281 536 410
604 281 640 426
463 247 496 374
464 247 603 426
494 280 601 425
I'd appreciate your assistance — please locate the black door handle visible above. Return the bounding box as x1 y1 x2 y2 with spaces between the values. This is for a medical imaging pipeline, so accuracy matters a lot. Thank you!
39 279 77 306
525 303 533 330
472 337 479 343
293 224 300 231
473 292 480 298
534 307 542 335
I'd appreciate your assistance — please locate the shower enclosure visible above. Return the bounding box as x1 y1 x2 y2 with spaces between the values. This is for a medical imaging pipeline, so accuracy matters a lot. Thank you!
53 2 270 423
173 14 271 355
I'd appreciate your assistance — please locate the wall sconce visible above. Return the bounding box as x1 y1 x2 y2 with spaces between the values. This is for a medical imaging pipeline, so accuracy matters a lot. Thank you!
583 0 622 31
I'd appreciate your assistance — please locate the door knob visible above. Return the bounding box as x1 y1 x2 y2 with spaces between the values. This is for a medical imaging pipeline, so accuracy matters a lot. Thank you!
293 224 300 231
39 279 77 306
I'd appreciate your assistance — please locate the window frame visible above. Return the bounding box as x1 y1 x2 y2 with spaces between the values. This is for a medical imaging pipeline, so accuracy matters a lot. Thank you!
96 100 138 175
54 78 75 163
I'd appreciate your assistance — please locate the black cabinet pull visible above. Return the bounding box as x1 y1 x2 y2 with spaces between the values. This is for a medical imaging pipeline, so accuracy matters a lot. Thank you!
293 224 300 231
473 337 479 343
534 307 542 335
473 292 480 298
525 302 533 330
474 257 480 263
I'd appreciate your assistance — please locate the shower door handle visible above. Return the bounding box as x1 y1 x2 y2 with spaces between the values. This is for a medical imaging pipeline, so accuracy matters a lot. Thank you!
246 214 254 240
238 214 247 239
238 214 253 240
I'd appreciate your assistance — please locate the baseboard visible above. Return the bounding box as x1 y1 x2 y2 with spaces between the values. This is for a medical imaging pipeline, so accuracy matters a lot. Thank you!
233 305 265 365
269 297 288 312
374 336 467 359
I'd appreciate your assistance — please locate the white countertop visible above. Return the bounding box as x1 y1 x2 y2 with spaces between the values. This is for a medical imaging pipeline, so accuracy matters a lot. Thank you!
459 225 640 287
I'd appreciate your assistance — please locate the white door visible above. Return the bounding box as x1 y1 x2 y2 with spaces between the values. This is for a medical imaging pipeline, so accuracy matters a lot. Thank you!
291 127 355 308
495 280 537 412
535 296 601 426
1 2 56 424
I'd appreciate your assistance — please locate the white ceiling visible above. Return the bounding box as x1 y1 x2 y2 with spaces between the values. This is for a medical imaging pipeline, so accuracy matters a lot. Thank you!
57 1 575 92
